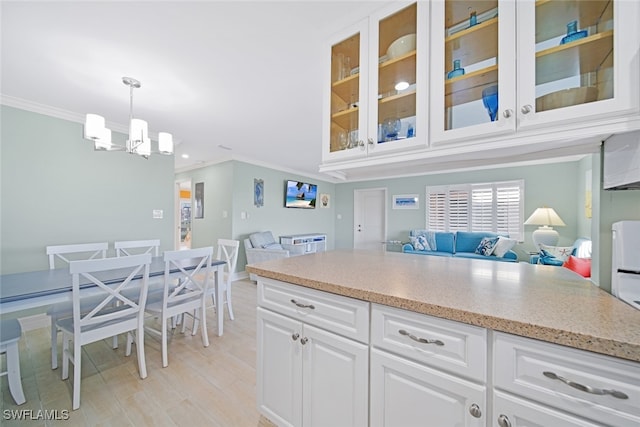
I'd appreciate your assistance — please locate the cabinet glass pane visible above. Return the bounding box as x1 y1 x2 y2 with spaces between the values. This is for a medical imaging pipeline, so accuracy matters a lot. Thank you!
444 1 498 131
377 4 417 143
535 0 613 113
330 34 360 154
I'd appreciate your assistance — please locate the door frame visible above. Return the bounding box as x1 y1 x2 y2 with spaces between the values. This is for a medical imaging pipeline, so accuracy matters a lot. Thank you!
353 187 387 250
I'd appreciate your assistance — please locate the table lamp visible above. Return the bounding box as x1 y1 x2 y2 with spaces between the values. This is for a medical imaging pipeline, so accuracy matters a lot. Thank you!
524 206 566 248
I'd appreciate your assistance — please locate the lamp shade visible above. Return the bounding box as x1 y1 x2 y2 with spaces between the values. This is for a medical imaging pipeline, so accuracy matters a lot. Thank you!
158 132 174 155
524 207 566 227
94 127 112 151
84 114 105 140
525 206 565 248
128 118 151 157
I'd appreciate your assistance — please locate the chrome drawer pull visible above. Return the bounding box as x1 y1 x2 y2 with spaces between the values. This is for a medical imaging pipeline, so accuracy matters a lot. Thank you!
398 329 444 346
290 299 315 310
543 371 629 399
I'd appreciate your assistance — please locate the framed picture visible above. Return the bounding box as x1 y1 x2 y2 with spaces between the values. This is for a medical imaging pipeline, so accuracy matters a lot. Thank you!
254 179 264 207
319 193 330 208
194 182 204 218
392 194 419 210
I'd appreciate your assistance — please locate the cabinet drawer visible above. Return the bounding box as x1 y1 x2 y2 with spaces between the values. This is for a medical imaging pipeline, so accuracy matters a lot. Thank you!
371 303 487 382
494 332 640 426
258 277 369 343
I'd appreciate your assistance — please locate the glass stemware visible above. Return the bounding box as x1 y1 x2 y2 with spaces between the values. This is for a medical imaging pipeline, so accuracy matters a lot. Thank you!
481 85 499 122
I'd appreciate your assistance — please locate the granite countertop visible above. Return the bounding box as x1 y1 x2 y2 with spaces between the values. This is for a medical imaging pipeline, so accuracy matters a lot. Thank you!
246 249 640 363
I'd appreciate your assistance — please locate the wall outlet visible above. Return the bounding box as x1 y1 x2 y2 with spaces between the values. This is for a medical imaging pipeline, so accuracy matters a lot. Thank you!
153 209 163 219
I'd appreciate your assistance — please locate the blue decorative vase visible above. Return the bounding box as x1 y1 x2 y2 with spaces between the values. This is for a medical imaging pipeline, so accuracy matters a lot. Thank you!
481 85 499 122
469 11 477 27
560 20 587 45
447 59 465 79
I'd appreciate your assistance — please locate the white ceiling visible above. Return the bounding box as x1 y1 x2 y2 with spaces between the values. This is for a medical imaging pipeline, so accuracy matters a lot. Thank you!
1 0 386 179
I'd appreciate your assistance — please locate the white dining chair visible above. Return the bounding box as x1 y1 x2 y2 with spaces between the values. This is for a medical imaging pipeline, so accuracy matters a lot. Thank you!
144 247 213 368
114 239 160 257
0 318 27 405
45 242 109 369
58 253 151 410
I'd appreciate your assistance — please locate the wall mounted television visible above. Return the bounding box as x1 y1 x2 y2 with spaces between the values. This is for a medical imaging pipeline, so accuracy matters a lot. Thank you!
285 180 317 209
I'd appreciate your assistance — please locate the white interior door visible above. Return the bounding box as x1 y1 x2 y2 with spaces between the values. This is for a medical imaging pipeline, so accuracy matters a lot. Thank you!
353 188 386 251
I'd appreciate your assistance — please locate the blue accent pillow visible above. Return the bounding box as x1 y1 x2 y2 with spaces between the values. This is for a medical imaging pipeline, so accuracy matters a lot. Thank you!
475 237 499 256
538 249 564 266
410 235 431 251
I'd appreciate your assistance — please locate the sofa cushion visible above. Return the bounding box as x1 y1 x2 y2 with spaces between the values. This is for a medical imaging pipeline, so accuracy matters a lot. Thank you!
540 244 573 262
493 236 518 258
475 237 499 256
249 231 277 249
538 249 565 266
456 231 501 253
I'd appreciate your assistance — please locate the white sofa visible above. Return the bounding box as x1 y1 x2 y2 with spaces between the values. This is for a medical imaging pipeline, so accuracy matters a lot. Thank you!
244 231 305 281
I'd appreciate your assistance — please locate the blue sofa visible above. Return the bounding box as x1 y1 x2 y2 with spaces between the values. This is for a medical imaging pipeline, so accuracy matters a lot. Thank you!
402 230 518 262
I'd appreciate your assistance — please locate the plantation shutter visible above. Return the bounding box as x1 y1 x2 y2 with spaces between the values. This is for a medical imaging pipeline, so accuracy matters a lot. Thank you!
426 180 524 240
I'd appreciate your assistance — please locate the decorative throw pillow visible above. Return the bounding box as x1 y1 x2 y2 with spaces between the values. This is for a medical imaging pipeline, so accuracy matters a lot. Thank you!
475 237 499 256
563 255 591 278
540 244 573 262
493 236 517 258
538 249 564 266
410 235 431 251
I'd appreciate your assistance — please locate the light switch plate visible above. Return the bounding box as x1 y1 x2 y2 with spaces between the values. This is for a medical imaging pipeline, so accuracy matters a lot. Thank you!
153 209 163 219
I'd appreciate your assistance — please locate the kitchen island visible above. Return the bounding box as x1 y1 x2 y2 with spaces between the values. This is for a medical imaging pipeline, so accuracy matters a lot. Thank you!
248 250 640 427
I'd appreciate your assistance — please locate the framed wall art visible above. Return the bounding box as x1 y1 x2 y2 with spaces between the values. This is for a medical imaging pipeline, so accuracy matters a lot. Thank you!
392 194 419 209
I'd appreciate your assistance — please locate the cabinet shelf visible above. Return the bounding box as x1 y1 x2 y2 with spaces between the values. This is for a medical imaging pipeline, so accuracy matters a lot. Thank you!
445 17 498 71
379 51 417 95
331 106 359 131
444 64 498 108
332 73 359 107
379 91 416 120
535 30 613 86
535 0 611 43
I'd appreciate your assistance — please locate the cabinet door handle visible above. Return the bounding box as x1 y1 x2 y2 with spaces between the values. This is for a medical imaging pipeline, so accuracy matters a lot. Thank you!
292 333 300 341
468 403 482 418
520 104 533 114
497 414 512 427
398 329 444 346
300 337 308 345
290 299 315 310
543 371 629 399
358 140 365 150
367 138 375 146
502 109 513 118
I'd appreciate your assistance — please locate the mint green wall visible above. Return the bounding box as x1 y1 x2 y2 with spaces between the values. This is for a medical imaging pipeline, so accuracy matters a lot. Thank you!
334 162 581 261
176 161 336 273
594 148 640 292
0 106 175 274
175 161 234 251
576 156 593 239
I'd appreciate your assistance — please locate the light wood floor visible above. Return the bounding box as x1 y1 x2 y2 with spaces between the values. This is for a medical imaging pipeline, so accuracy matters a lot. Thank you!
1 279 274 427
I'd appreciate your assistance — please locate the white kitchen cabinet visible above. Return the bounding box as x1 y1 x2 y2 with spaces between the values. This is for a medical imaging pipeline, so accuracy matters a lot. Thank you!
370 304 487 426
493 390 604 427
322 1 428 165
256 279 369 427
430 0 640 145
370 348 486 427
493 332 640 427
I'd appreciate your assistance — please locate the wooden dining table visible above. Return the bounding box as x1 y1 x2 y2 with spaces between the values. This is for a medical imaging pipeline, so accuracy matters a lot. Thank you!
0 257 228 336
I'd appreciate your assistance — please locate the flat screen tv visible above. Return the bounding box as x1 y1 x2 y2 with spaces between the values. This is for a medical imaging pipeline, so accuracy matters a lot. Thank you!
285 180 317 209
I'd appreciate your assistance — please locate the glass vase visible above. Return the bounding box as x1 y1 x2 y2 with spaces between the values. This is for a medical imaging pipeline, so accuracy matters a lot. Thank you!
560 20 588 45
447 59 465 79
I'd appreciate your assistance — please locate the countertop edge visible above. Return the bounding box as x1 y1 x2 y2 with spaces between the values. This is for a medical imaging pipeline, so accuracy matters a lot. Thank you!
247 266 640 363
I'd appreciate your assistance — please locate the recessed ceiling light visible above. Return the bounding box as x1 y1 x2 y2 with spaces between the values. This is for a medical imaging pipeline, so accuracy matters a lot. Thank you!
181 154 189 159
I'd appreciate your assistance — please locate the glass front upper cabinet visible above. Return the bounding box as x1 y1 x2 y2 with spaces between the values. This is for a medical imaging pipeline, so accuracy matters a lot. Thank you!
329 31 364 156
532 0 613 114
373 3 418 147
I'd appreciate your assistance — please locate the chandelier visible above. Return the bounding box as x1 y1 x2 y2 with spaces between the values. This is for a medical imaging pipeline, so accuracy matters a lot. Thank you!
83 77 173 158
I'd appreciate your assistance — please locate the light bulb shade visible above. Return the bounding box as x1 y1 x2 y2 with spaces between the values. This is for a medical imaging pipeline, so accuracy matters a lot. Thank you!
524 207 566 227
158 132 174 155
395 81 410 91
128 118 151 156
84 114 105 140
94 128 112 151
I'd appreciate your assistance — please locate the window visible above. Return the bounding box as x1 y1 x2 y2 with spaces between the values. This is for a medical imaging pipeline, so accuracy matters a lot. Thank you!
426 180 524 241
